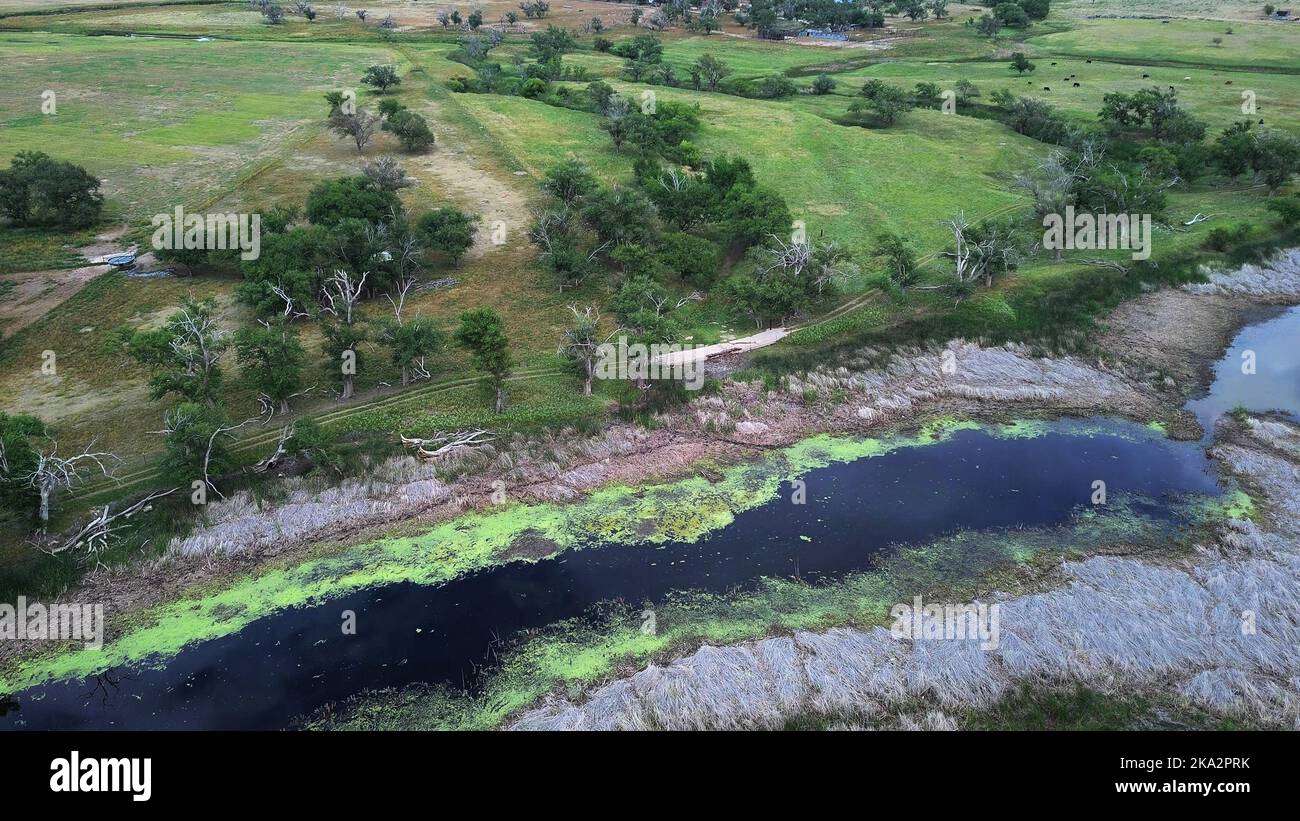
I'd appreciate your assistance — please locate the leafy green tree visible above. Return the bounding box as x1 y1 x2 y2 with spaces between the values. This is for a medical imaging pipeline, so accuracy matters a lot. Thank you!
417 207 479 264
913 82 944 109
690 53 730 92
993 2 1030 27
0 151 103 228
543 158 599 204
235 321 307 414
582 185 659 247
1251 129 1300 192
811 74 837 95
455 307 513 413
1010 52 1035 75
0 412 46 520
322 319 366 401
110 298 229 406
305 176 401 226
377 315 444 385
976 13 1001 38
382 110 436 152
1265 194 1300 227
159 402 236 493
1019 0 1050 20
875 231 920 289
850 83 915 126
660 231 721 287
361 64 402 93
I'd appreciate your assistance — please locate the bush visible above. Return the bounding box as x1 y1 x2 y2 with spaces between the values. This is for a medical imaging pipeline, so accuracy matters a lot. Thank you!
1202 223 1255 252
382 110 435 152
811 74 836 95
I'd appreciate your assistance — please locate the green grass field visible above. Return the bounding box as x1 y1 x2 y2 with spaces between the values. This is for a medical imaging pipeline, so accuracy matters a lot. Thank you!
1 2 1297 477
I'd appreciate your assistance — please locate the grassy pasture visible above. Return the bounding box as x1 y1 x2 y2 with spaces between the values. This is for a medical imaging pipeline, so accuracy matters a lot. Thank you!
1 8 1298 472
1027 19 1300 71
0 32 398 221
807 56 1300 132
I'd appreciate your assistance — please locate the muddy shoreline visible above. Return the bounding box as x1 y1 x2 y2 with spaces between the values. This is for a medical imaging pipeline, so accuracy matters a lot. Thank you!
3 251 1299 685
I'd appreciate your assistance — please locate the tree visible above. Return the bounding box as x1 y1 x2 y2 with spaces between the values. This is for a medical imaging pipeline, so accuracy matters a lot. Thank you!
111 298 230 406
455 307 512 413
582 185 658 248
542 158 598 204
417 207 479 264
304 175 400 226
1 415 116 524
559 305 608 396
361 64 402 93
942 211 1025 288
0 412 45 521
993 2 1030 28
377 315 444 385
875 232 920 288
1251 129 1300 192
235 321 308 414
811 74 836 95
363 157 414 192
158 403 247 498
1019 0 1050 20
690 53 730 92
850 83 915 126
913 82 944 109
1010 52 1035 75
955 79 981 105
328 108 377 152
976 14 1001 38
319 269 368 400
1265 194 1300 227
0 151 103 228
660 231 721 287
382 110 435 152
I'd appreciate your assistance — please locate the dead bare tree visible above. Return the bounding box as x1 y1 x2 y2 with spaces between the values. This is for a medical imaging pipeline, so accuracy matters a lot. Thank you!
23 442 120 527
399 429 494 459
559 305 619 396
328 108 376 152
40 489 176 566
320 268 368 325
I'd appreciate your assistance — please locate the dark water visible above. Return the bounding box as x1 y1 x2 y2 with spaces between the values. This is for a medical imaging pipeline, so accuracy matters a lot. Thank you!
1185 305 1300 437
0 420 1220 730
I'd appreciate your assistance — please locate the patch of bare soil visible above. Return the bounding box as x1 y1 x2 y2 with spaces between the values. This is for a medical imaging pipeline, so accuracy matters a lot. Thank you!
0 227 129 335
405 97 535 261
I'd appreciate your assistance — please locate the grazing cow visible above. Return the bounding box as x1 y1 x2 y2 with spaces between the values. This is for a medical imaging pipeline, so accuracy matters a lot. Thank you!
1142 73 1150 78
1226 80 1233 85
1043 86 1051 91
1073 82 1080 87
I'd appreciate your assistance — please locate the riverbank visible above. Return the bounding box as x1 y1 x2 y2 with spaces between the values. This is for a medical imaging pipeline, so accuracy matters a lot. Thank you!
3 250 1299 711
506 411 1300 731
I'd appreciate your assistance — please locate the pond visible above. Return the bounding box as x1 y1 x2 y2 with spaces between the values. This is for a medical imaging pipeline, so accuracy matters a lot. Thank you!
1185 305 1300 438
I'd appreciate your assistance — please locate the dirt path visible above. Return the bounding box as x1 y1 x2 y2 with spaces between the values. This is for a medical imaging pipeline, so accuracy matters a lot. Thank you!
0 227 130 336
